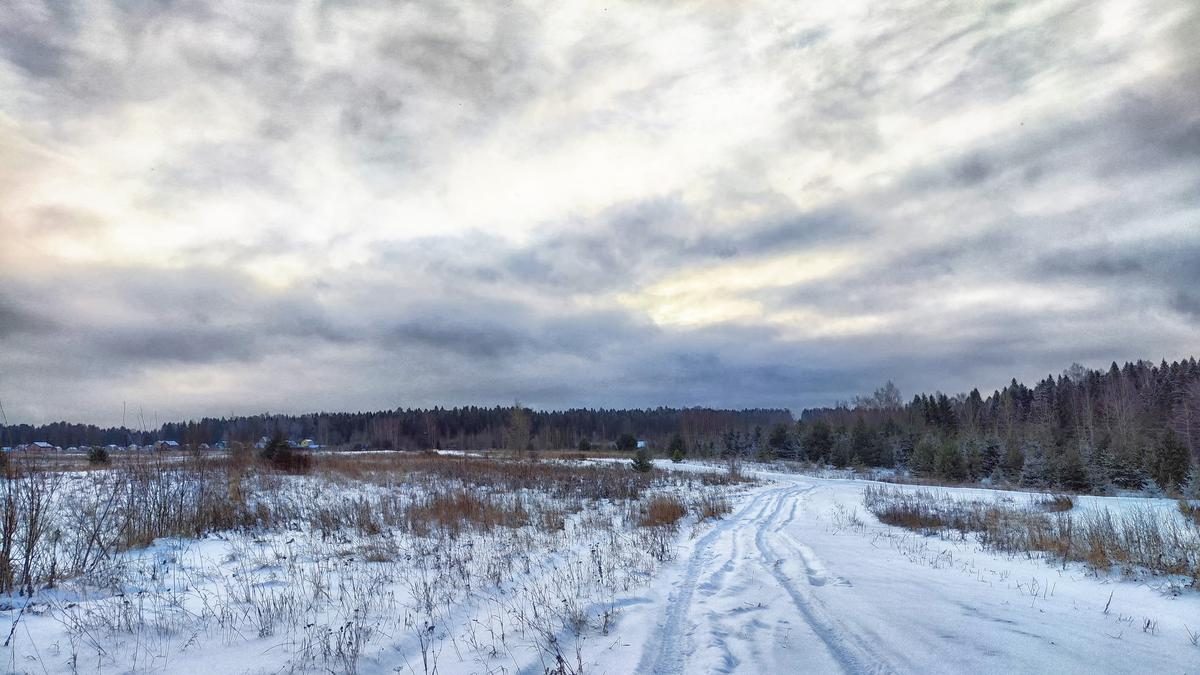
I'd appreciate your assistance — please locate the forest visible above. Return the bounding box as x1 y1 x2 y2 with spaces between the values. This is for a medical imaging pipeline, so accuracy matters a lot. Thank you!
790 359 1200 495
3 358 1197 495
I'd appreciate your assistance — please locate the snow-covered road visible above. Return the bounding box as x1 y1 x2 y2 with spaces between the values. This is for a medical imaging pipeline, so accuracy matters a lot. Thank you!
615 474 1199 675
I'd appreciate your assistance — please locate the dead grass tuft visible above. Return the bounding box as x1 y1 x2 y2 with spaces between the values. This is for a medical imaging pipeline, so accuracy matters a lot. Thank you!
864 485 1200 585
640 496 688 528
1037 494 1075 512
694 494 732 521
405 490 529 537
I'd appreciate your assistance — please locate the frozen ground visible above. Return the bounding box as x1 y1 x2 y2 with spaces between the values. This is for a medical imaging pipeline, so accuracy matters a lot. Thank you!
2 462 1196 674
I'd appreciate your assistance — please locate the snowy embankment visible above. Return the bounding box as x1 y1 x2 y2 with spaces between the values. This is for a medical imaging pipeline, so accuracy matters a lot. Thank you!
2 459 1196 674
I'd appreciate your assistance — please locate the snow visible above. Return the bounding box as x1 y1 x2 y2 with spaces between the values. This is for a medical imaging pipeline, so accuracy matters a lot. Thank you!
2 464 1197 673
622 469 1199 674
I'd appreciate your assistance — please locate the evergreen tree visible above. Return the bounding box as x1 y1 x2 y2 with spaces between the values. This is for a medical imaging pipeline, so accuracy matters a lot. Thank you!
767 423 791 460
980 436 1002 477
1183 465 1199 500
668 433 686 463
850 418 880 466
631 446 653 472
1001 440 1024 480
830 432 852 468
1152 428 1190 492
910 435 938 475
1020 442 1051 488
577 438 592 453
934 440 966 481
1057 443 1090 492
805 420 833 462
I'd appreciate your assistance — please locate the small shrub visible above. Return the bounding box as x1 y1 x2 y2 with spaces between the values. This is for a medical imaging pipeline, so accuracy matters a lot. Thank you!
259 433 311 474
668 434 686 463
631 447 654 473
1037 494 1074 512
86 446 110 465
1179 500 1200 529
405 490 528 536
694 494 731 520
864 485 1200 584
640 496 687 528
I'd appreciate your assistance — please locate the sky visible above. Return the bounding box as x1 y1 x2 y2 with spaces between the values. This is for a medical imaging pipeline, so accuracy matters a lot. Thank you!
1 0 1198 426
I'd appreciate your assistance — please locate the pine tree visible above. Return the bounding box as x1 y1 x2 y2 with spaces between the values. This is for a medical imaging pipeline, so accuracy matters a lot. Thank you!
934 440 966 481
910 435 938 476
1183 465 1199 499
980 436 1002 477
668 433 686 463
767 423 791 460
1020 442 1050 488
1057 443 1090 492
805 420 833 463
1152 429 1190 492
851 418 880 466
631 446 653 472
1001 439 1024 479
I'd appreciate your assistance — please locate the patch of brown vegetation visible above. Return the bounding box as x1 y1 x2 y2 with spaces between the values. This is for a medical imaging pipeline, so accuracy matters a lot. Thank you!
640 496 688 528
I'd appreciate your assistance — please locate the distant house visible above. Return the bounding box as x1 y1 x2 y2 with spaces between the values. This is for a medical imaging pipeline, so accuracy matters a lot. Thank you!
156 440 181 451
31 441 54 451
636 440 647 449
0 447 11 454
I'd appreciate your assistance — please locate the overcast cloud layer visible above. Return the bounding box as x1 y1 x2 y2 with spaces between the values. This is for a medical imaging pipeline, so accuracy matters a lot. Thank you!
1 0 1198 425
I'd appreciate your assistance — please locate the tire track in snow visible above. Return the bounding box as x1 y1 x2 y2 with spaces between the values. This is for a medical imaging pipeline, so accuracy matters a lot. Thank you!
754 482 894 674
636 485 778 674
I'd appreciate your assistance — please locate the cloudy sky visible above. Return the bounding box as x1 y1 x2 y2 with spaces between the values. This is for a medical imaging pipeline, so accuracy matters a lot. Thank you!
1 0 1198 426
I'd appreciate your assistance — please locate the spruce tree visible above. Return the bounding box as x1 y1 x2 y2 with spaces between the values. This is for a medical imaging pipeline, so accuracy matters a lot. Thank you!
1183 465 1199 499
1152 429 1190 492
1057 443 1090 492
934 440 966 481
668 433 686 463
631 446 653 472
910 435 938 476
1001 440 1024 480
1020 442 1051 488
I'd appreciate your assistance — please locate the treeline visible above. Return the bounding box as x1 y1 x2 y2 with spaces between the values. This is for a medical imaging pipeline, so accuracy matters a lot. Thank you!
787 359 1200 495
0 406 793 453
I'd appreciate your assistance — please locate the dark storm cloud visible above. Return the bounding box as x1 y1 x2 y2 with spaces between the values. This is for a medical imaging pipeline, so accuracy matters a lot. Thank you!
384 319 526 359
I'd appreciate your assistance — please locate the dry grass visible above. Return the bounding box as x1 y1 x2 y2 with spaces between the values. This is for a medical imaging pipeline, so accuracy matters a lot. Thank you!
864 485 1199 585
405 490 529 537
1037 494 1075 512
1179 500 1200 528
694 494 732 521
640 496 688 528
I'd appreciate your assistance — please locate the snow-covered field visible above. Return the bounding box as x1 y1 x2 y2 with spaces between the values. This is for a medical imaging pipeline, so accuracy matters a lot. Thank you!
2 459 1197 674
